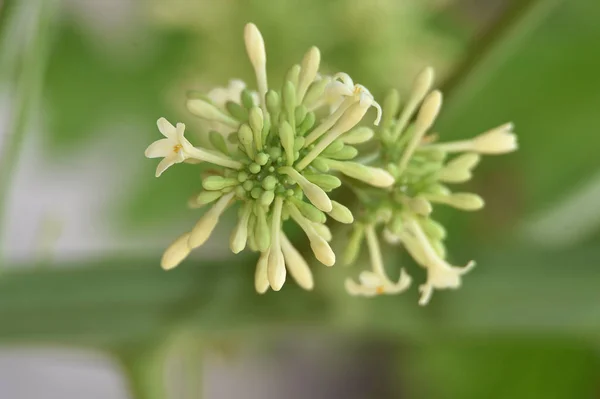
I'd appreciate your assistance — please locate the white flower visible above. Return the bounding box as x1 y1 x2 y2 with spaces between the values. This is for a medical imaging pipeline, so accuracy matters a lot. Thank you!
345 269 412 297
145 118 243 177
144 118 197 177
324 72 382 125
403 219 475 305
345 224 411 297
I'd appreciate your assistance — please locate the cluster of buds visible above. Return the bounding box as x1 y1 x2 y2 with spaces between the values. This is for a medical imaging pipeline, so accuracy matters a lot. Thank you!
145 23 518 304
145 24 393 293
343 67 518 305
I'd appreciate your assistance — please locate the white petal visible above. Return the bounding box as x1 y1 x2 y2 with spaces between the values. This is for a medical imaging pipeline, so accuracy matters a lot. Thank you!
157 117 176 138
358 270 382 287
155 155 178 177
145 138 174 158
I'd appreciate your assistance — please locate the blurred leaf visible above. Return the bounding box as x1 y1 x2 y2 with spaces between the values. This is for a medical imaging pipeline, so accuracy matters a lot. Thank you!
408 338 599 399
439 0 600 218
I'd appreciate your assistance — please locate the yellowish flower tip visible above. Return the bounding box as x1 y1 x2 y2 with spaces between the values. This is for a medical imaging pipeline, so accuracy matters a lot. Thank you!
244 23 266 68
415 90 442 132
472 123 518 154
255 250 270 294
297 46 321 102
161 233 192 270
281 233 314 290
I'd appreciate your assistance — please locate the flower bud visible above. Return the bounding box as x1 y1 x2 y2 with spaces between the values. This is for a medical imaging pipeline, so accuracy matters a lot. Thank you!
303 173 341 191
327 160 394 188
328 201 354 224
281 234 314 290
297 46 321 102
279 120 295 166
161 233 191 270
230 204 252 254
472 123 518 154
342 127 374 144
254 250 270 294
186 98 239 127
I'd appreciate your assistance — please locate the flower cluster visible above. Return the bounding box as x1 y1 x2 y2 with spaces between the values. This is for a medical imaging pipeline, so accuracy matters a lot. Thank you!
145 23 518 304
343 67 518 305
145 24 393 293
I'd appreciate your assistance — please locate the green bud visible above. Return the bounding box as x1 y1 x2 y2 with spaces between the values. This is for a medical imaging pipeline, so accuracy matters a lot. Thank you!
297 111 316 136
242 180 254 191
260 190 275 206
249 107 264 150
425 184 451 196
202 176 238 191
261 175 278 191
186 98 238 127
285 64 301 89
303 78 329 107
255 206 271 252
447 193 485 210
322 139 344 155
268 146 282 160
342 127 374 144
238 124 255 158
247 213 258 251
419 218 446 240
279 120 295 166
290 197 326 223
310 157 330 172
261 111 271 144
241 89 255 109
326 145 358 160
294 105 308 127
293 137 305 151
282 80 297 127
255 152 269 166
225 101 248 121
190 190 222 208
406 196 432 216
250 187 263 199
266 90 280 117
328 201 354 224
303 173 341 191
382 89 400 129
237 171 249 182
249 163 261 174
343 224 364 265
209 131 230 155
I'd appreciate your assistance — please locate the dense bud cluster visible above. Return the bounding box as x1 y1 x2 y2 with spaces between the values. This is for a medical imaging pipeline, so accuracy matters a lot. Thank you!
145 23 517 304
146 23 392 293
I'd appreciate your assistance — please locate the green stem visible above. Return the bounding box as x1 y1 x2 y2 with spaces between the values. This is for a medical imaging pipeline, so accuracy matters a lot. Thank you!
117 345 169 399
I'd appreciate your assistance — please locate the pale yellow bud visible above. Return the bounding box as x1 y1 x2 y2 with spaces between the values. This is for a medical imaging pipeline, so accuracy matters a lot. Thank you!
161 233 191 270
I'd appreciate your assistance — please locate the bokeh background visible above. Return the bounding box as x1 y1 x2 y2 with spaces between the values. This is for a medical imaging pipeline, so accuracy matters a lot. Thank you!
1 0 599 398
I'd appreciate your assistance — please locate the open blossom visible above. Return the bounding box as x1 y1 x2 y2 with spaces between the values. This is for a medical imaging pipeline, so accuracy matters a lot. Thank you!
146 23 393 293
144 118 194 177
344 66 518 305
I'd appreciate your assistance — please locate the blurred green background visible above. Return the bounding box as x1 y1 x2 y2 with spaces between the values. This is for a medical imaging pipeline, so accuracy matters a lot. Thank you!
1 0 599 398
